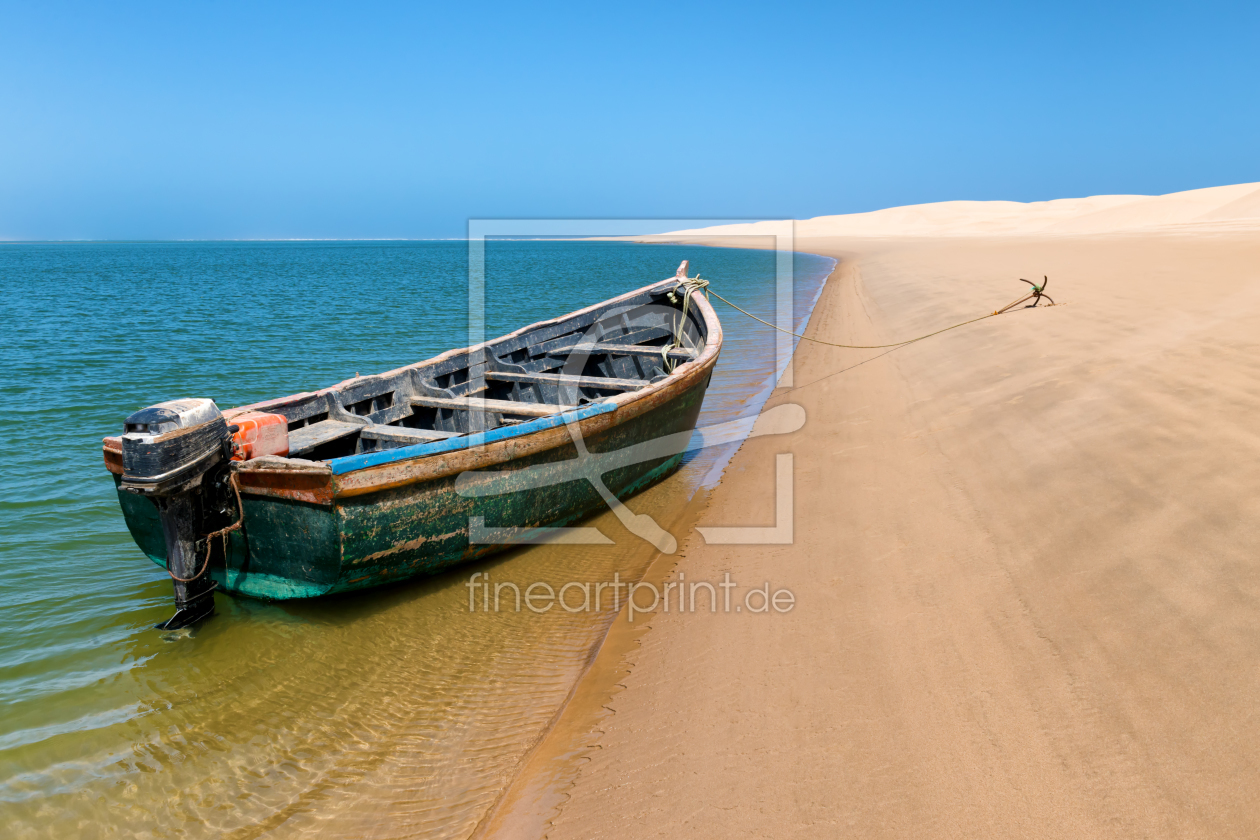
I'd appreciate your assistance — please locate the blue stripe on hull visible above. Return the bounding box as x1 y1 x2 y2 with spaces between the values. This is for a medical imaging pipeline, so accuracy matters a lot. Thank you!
327 402 617 475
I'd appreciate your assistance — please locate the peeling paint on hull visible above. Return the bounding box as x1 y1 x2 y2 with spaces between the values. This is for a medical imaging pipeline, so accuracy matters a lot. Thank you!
116 380 708 601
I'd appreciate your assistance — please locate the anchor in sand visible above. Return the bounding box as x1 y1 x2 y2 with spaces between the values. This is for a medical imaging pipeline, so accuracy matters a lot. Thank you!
995 275 1055 315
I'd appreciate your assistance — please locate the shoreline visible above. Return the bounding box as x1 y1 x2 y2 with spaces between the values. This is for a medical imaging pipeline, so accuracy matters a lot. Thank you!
472 248 838 838
489 221 1260 837
471 486 720 839
477 242 848 839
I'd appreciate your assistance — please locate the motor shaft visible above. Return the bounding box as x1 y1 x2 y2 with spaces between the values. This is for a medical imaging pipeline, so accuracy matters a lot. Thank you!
155 493 216 629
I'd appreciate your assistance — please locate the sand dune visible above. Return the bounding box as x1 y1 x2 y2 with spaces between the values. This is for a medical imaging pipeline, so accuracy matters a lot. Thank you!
652 181 1260 239
495 183 1260 839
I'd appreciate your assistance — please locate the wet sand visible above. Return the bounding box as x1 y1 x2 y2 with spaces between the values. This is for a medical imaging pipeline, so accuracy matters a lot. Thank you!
497 186 1260 837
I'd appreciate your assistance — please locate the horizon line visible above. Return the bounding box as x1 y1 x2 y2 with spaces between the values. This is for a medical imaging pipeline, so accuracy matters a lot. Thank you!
0 237 659 244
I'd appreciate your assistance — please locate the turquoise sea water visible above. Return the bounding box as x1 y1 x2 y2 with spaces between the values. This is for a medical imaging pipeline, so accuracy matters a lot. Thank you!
0 241 832 838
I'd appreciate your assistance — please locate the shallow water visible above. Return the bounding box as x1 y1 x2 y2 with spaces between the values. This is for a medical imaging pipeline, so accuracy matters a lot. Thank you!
0 240 832 838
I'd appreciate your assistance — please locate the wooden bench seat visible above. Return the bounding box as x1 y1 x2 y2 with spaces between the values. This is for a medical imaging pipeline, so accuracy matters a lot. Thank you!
485 370 646 391
542 342 694 360
410 396 577 418
287 420 364 455
360 425 461 444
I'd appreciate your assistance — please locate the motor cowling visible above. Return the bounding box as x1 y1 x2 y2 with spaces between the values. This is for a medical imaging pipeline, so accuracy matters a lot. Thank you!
121 399 233 495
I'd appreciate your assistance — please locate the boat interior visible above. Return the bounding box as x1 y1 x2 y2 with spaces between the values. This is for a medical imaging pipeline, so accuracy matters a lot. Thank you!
243 282 709 461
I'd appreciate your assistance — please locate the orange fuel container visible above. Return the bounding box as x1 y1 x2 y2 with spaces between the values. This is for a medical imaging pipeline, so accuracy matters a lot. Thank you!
225 410 289 460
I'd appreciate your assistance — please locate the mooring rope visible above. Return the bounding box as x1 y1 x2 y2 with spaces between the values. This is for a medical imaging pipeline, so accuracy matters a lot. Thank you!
663 275 713 370
677 274 1050 351
167 471 244 584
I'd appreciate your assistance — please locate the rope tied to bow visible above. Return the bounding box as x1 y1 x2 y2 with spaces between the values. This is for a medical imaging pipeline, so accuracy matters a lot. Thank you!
663 264 710 371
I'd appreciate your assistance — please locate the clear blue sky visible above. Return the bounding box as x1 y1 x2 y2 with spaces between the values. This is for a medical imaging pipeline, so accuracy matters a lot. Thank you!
2 1 1257 240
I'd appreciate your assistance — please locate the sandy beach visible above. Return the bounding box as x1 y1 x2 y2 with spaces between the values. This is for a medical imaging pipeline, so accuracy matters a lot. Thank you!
489 184 1260 838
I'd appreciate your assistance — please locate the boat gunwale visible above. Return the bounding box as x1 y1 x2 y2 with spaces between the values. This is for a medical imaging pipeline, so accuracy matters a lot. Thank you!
328 347 718 499
322 283 721 464
103 278 723 505
232 276 701 415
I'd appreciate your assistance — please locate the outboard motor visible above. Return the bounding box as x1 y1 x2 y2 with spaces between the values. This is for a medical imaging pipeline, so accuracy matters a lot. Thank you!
119 399 234 630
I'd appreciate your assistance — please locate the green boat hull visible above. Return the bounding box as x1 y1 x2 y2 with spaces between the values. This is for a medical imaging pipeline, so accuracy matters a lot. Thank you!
115 381 706 600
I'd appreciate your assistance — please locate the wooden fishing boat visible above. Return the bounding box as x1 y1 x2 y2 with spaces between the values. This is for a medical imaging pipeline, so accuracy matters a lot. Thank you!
102 262 721 628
